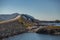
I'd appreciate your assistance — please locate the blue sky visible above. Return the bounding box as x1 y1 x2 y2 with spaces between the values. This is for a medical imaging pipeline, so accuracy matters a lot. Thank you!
0 0 60 20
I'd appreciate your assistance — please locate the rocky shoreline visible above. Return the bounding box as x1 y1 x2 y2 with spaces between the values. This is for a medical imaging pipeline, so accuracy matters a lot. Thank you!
36 28 60 35
0 31 27 39
0 28 60 39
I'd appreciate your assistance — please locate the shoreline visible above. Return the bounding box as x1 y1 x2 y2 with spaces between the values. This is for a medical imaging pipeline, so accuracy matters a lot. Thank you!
0 31 27 39
0 30 60 39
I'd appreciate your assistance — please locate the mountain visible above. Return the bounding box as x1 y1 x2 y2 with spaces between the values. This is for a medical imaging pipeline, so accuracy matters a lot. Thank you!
0 13 35 23
0 13 19 21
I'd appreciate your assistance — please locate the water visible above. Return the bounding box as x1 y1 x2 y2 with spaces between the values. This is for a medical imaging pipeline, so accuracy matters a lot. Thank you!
3 33 60 40
41 23 60 26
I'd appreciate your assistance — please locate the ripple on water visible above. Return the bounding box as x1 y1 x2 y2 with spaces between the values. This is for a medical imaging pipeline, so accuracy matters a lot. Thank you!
3 33 60 40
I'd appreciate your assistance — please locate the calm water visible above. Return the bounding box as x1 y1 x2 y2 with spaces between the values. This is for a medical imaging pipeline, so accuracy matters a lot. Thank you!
3 33 60 40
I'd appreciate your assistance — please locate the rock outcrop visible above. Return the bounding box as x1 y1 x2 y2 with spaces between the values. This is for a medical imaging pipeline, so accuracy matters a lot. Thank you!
0 15 26 39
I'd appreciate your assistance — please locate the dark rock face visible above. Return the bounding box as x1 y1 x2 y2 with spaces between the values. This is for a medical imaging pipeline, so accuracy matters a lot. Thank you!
36 29 55 34
21 14 35 22
36 29 48 34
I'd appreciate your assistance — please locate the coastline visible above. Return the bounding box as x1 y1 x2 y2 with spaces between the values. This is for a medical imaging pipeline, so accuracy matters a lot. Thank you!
0 31 27 39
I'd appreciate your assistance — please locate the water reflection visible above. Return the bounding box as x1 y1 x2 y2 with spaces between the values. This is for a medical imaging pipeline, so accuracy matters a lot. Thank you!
3 33 60 40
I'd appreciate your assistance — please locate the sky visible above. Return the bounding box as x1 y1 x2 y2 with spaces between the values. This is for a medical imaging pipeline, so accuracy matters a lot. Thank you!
0 0 60 20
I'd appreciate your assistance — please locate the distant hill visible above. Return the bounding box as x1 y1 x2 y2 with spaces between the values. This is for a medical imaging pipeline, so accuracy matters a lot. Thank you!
0 13 19 21
0 13 60 25
0 13 35 22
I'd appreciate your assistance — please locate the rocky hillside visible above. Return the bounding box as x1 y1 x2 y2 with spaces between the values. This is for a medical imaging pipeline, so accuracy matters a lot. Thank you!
0 14 26 39
0 13 37 39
